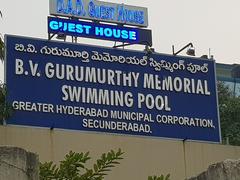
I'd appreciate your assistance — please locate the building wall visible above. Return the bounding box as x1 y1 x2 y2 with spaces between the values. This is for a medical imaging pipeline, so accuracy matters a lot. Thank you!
0 125 240 180
216 63 240 96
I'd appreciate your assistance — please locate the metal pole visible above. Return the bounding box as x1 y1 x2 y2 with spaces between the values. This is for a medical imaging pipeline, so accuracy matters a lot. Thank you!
234 78 236 97
173 43 193 56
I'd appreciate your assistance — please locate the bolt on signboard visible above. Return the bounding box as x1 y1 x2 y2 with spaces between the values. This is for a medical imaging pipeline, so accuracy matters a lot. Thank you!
5 35 221 143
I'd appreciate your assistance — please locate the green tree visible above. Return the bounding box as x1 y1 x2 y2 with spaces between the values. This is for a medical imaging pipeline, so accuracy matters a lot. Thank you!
40 149 124 180
0 83 13 124
218 81 240 145
0 11 13 123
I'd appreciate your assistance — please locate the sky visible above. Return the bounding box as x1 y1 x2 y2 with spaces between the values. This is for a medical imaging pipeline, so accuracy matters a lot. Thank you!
1 0 240 81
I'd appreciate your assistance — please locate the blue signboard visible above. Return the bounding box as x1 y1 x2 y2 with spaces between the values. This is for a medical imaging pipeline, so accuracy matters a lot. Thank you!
5 35 221 142
48 17 152 46
49 0 148 27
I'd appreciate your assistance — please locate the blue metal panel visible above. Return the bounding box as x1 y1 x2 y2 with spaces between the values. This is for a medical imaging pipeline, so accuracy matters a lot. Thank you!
49 0 149 27
48 17 152 46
